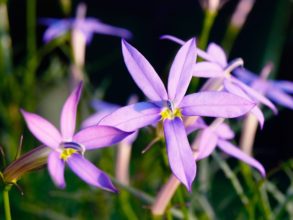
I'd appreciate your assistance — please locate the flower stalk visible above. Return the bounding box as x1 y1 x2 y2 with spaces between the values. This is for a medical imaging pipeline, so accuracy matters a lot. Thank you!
239 63 273 155
3 184 12 220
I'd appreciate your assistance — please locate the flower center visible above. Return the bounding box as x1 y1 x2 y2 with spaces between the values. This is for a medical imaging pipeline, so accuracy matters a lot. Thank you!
59 142 84 161
161 100 182 120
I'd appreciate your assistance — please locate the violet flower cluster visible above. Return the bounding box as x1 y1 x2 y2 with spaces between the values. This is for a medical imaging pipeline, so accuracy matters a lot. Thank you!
17 9 292 194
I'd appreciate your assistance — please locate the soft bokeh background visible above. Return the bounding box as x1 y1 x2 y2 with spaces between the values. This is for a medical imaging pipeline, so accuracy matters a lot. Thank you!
1 0 293 219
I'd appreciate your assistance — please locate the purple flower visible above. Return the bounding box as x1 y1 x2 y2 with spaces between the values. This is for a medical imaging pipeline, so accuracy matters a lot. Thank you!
161 35 277 128
234 68 293 110
21 82 132 192
100 39 256 190
191 118 265 176
40 11 132 43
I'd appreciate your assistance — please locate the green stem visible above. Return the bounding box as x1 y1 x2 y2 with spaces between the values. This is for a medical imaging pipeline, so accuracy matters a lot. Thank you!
198 10 217 50
3 185 12 220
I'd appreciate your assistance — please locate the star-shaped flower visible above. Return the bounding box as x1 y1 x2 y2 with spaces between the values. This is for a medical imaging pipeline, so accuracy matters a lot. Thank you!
234 67 293 110
190 118 265 176
99 38 256 190
21 82 132 192
161 35 277 127
40 6 132 44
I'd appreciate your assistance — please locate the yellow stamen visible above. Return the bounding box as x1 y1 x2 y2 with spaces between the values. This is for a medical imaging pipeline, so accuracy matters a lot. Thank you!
60 148 77 161
160 108 182 120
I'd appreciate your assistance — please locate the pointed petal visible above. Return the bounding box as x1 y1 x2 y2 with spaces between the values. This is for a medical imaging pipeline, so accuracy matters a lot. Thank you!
180 91 255 118
207 43 227 67
78 18 132 39
185 117 207 135
231 77 278 113
160 35 185 45
60 82 83 140
67 154 117 192
121 40 168 101
224 79 264 127
163 118 196 191
274 80 293 94
73 125 132 150
81 111 114 128
193 62 224 78
48 151 66 188
217 140 265 177
21 110 61 149
233 67 257 84
168 38 196 105
215 123 235 140
197 129 218 160
43 20 71 42
267 89 293 110
91 99 119 112
99 102 161 132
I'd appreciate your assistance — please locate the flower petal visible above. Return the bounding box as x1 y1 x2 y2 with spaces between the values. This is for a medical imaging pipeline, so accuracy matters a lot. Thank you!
21 110 61 149
91 99 120 112
67 154 117 192
274 80 293 94
231 77 278 113
185 117 207 135
193 62 224 78
168 38 196 105
180 91 255 118
81 111 114 128
43 20 72 42
233 67 257 84
224 79 264 128
217 140 265 177
163 118 196 191
215 123 235 140
197 129 218 160
78 18 132 40
121 40 168 101
73 125 132 150
48 151 66 188
267 88 293 110
99 102 161 132
60 81 83 140
207 43 227 67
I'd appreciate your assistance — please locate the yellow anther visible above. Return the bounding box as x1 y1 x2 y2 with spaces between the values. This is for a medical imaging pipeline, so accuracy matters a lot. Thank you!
160 108 182 120
60 148 77 161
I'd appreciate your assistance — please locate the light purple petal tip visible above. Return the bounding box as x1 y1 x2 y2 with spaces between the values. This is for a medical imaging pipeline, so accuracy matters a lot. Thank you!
43 20 71 42
21 109 61 149
232 77 278 114
274 80 293 94
81 111 114 129
60 81 83 140
163 118 196 191
121 40 168 101
79 18 132 40
168 38 197 105
193 62 224 78
48 151 66 188
223 79 264 128
267 89 293 110
217 140 266 177
99 102 161 132
67 154 117 192
180 91 255 118
215 123 235 140
206 43 227 67
197 129 218 160
233 68 258 84
73 125 133 150
160 35 185 45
